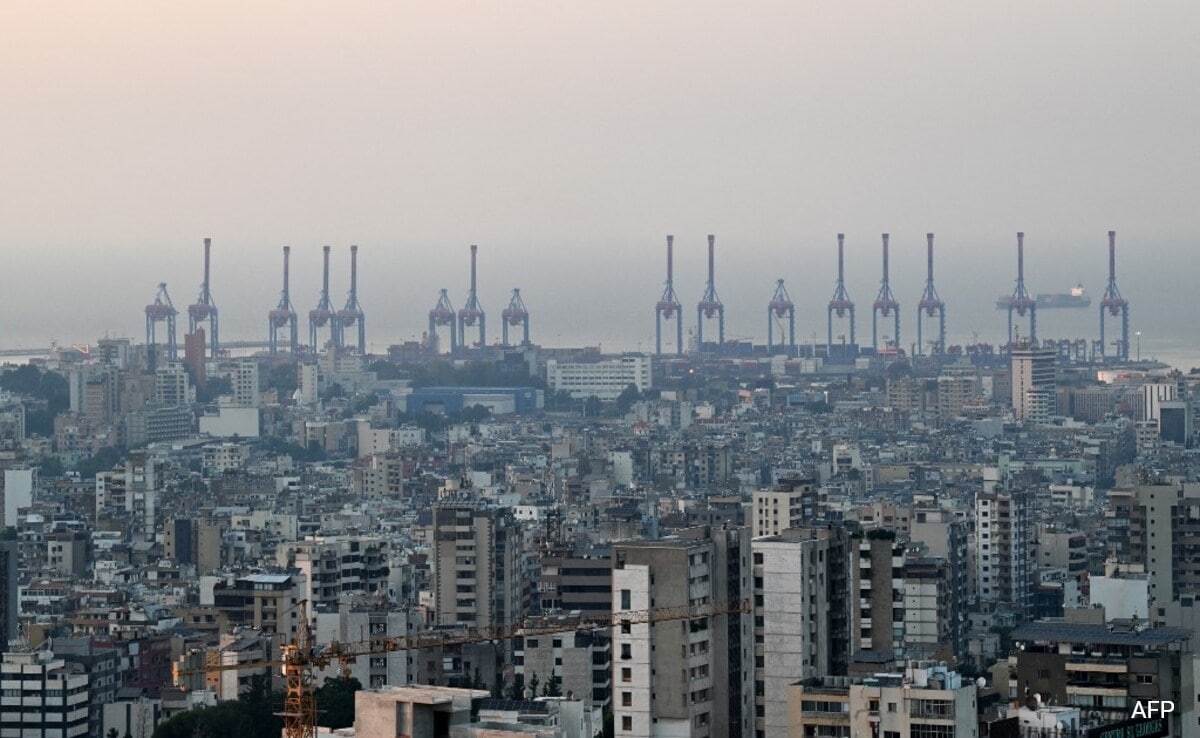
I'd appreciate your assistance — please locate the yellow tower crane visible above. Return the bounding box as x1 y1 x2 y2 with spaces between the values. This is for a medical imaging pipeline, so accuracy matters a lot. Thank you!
175 598 750 738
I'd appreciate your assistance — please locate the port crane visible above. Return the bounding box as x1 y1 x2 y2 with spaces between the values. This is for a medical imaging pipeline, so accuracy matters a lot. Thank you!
175 598 750 738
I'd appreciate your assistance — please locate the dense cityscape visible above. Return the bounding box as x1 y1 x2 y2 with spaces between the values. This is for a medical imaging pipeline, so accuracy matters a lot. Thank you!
0 228 1193 738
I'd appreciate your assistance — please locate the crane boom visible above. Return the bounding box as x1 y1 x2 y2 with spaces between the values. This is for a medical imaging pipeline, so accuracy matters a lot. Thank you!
174 597 750 738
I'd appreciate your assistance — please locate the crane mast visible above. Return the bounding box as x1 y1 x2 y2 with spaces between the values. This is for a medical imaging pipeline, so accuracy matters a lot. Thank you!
175 598 750 738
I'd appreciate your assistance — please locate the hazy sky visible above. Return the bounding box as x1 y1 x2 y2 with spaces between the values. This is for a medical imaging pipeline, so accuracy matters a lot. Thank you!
2 2 1198 357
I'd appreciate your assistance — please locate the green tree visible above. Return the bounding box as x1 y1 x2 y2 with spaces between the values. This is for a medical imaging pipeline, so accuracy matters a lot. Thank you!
615 383 640 414
196 376 233 404
527 673 539 700
38 456 65 478
315 676 362 729
368 360 404 380
74 446 127 480
105 729 118 738
583 395 601 418
543 673 562 697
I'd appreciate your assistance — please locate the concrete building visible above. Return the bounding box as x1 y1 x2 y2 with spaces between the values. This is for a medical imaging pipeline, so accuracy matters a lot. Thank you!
1011 343 1056 422
164 517 222 573
154 363 192 407
752 476 816 538
313 604 418 689
231 361 260 408
976 487 1036 622
208 572 307 638
201 442 251 473
936 374 980 422
277 537 390 608
432 504 522 631
55 636 120 738
546 355 652 400
786 663 978 738
354 685 489 738
515 619 611 714
751 530 839 738
102 696 163 738
406 387 542 416
851 532 905 659
46 531 88 577
910 503 970 661
0 542 16 653
611 532 752 738
2 466 34 529
1010 620 1191 731
1122 479 1200 604
0 649 90 738
536 555 612 615
352 453 406 499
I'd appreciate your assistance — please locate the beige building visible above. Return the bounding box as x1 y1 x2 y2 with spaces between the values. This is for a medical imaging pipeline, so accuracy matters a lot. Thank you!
752 477 816 537
354 685 488 738
787 663 978 738
1011 343 1056 422
432 504 522 631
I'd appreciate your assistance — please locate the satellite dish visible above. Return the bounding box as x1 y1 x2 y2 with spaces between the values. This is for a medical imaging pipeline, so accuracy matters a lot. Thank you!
976 677 987 689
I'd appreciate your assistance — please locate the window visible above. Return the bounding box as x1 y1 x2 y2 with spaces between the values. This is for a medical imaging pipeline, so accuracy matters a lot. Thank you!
621 667 632 683
621 644 632 660
621 589 631 610
622 691 632 706
622 716 632 732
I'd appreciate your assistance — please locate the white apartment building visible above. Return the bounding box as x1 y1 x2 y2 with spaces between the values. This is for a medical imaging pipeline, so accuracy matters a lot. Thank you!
2 467 35 528
1011 344 1056 422
232 361 260 408
1 650 90 738
751 478 815 538
547 355 652 401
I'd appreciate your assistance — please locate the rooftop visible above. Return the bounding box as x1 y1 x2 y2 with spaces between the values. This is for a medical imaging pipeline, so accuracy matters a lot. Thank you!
1012 621 1192 647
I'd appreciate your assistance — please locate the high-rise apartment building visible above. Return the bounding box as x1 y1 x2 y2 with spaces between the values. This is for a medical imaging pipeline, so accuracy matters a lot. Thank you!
751 529 842 738
0 650 90 738
752 476 816 538
1011 343 1056 422
432 503 522 630
851 532 906 659
0 541 15 653
975 487 1036 621
154 363 192 407
612 533 753 738
232 361 260 408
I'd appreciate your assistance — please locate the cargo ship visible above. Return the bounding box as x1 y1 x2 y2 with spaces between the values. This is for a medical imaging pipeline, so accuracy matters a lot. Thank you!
996 283 1091 309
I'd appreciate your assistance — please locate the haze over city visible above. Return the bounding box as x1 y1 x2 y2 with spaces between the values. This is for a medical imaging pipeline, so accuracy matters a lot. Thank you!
1 1 1198 364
